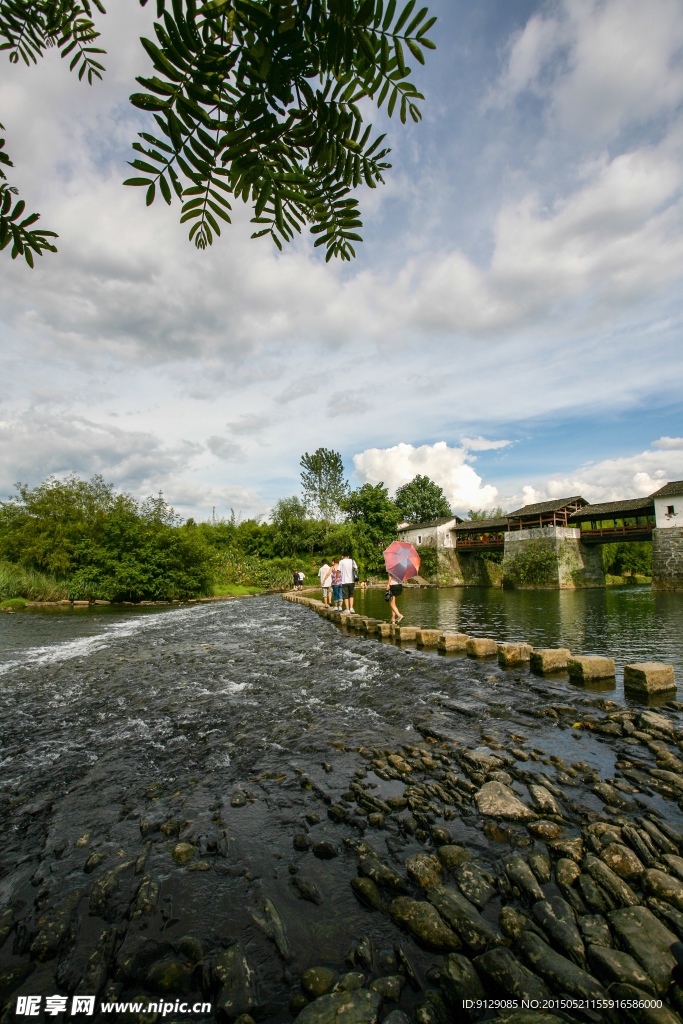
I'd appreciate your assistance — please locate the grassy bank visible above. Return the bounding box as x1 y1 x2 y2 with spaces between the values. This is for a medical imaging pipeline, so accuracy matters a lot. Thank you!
0 561 69 602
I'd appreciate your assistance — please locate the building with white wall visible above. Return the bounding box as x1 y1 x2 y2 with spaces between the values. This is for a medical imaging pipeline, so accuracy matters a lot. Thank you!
397 516 463 549
651 481 683 528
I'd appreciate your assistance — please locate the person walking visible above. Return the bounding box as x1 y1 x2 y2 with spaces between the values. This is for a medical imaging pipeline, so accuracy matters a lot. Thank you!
318 558 333 605
386 572 404 623
339 552 358 613
330 558 343 610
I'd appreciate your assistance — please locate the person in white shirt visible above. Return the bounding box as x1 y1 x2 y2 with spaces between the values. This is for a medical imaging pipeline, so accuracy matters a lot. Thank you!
338 553 358 612
318 559 333 605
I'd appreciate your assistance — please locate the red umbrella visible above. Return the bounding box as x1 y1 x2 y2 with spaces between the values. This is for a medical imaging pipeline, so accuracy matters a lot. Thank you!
383 541 420 582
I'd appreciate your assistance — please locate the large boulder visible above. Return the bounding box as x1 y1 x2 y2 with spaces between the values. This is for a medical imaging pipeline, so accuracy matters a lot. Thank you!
426 885 505 954
294 991 382 1024
608 905 679 995
389 898 461 951
475 782 536 821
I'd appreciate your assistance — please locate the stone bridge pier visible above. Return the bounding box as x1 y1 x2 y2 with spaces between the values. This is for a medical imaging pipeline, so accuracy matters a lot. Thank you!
502 526 605 589
652 528 683 591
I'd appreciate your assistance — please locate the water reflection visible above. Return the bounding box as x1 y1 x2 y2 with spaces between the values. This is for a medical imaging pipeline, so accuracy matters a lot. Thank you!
348 585 683 678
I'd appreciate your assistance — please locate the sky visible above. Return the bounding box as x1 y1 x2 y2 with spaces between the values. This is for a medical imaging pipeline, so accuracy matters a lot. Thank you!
1 0 682 520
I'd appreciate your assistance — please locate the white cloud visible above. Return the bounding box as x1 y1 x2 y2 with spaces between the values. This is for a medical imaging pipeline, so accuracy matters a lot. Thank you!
352 441 499 512
503 440 683 509
460 436 511 451
653 436 683 450
492 0 683 141
206 436 246 461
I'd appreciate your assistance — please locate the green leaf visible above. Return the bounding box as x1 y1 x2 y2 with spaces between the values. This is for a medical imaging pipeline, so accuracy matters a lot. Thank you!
146 182 156 205
123 177 153 186
382 0 396 31
393 0 416 34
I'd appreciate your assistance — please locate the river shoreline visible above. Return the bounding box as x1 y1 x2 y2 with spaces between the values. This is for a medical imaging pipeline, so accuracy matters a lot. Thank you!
2 595 683 1024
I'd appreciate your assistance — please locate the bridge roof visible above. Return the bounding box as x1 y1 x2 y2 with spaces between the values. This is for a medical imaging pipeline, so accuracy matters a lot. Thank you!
650 480 683 498
507 496 587 518
568 497 654 520
398 515 463 529
454 517 510 532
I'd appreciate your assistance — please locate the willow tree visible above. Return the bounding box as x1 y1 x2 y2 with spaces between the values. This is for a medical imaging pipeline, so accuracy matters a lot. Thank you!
0 0 436 265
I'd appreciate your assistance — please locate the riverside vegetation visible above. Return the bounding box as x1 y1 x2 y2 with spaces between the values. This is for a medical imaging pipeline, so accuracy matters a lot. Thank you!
1 592 682 1024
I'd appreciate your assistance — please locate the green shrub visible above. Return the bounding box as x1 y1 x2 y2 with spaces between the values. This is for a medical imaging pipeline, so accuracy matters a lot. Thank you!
0 596 28 610
0 561 69 601
503 541 557 587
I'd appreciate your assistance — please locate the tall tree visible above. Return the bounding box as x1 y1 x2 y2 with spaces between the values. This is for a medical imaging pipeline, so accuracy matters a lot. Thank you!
467 506 505 520
342 481 399 543
0 0 436 265
394 474 450 523
300 447 348 523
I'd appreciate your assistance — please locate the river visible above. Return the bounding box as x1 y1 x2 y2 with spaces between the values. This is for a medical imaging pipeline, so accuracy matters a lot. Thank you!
0 594 682 1022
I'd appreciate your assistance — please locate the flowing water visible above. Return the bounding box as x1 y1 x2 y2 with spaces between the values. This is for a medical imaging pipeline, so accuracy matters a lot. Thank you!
0 592 682 1021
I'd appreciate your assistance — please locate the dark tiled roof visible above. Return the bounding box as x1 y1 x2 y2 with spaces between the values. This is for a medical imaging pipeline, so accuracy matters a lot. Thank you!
650 480 683 498
569 497 654 520
398 515 463 529
454 517 510 532
507 496 587 518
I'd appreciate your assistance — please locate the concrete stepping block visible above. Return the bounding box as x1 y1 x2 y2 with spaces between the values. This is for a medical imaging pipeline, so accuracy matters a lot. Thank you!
567 656 615 682
416 629 442 647
530 649 571 674
395 626 418 642
438 633 469 651
466 638 498 658
374 623 393 639
624 663 676 694
498 643 533 668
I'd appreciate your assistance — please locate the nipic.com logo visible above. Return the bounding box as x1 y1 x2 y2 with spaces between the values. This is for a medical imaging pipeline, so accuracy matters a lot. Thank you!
15 996 212 1017
16 996 94 1016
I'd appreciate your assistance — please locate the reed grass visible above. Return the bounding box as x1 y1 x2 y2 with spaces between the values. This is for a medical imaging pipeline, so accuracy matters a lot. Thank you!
0 561 69 602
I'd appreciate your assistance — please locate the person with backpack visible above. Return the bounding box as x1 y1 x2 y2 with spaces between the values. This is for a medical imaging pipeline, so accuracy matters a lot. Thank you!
338 553 358 613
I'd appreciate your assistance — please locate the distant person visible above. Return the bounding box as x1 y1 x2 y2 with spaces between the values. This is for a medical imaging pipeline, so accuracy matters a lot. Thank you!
330 558 342 610
339 552 358 613
386 572 404 623
318 558 333 605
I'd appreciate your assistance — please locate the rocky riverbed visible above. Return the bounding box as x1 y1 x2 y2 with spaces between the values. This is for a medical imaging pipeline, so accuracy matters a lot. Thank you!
1 594 683 1024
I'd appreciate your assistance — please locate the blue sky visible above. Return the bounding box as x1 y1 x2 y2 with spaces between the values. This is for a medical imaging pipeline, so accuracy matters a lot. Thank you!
0 0 682 518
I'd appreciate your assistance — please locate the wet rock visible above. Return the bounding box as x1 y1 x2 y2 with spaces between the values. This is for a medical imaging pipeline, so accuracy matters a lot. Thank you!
251 897 292 961
367 813 384 828
594 782 636 811
178 936 205 962
472 947 551 1002
556 857 580 888
130 874 159 918
292 876 323 906
549 836 583 862
505 856 544 902
528 848 551 884
230 791 247 807
499 907 529 941
301 967 338 998
527 820 561 840
437 845 470 870
586 945 655 994
528 785 561 817
426 885 505 954
475 782 535 821
622 825 658 868
115 936 171 984
609 984 681 1024
147 958 193 994
414 991 450 1024
389 897 461 951
386 796 408 811
84 850 108 873
215 945 256 1020
381 1014 410 1024
640 818 678 855
494 1015 565 1024
624 663 676 695
368 975 404 1001
0 958 33 996
584 854 641 907
350 877 383 911
601 843 645 881
644 869 683 911
439 952 485 1012
290 992 310 1016
313 841 338 860
352 937 374 973
530 649 570 674
515 931 608 1002
172 842 196 865
578 872 613 914
430 827 452 846
531 897 585 965
358 853 407 892
334 972 366 991
647 897 683 939
452 861 496 909
578 914 612 947
406 853 442 888
294 834 312 851
29 899 77 961
609 905 678 995
187 859 210 871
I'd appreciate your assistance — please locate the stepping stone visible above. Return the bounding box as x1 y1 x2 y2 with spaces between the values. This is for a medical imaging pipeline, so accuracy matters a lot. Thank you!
438 633 469 651
624 663 676 694
416 629 441 647
466 638 498 658
530 649 570 674
498 643 533 668
567 656 615 682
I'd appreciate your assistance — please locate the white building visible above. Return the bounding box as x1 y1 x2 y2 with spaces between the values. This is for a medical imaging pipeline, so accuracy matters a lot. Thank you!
397 515 463 549
651 481 683 528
